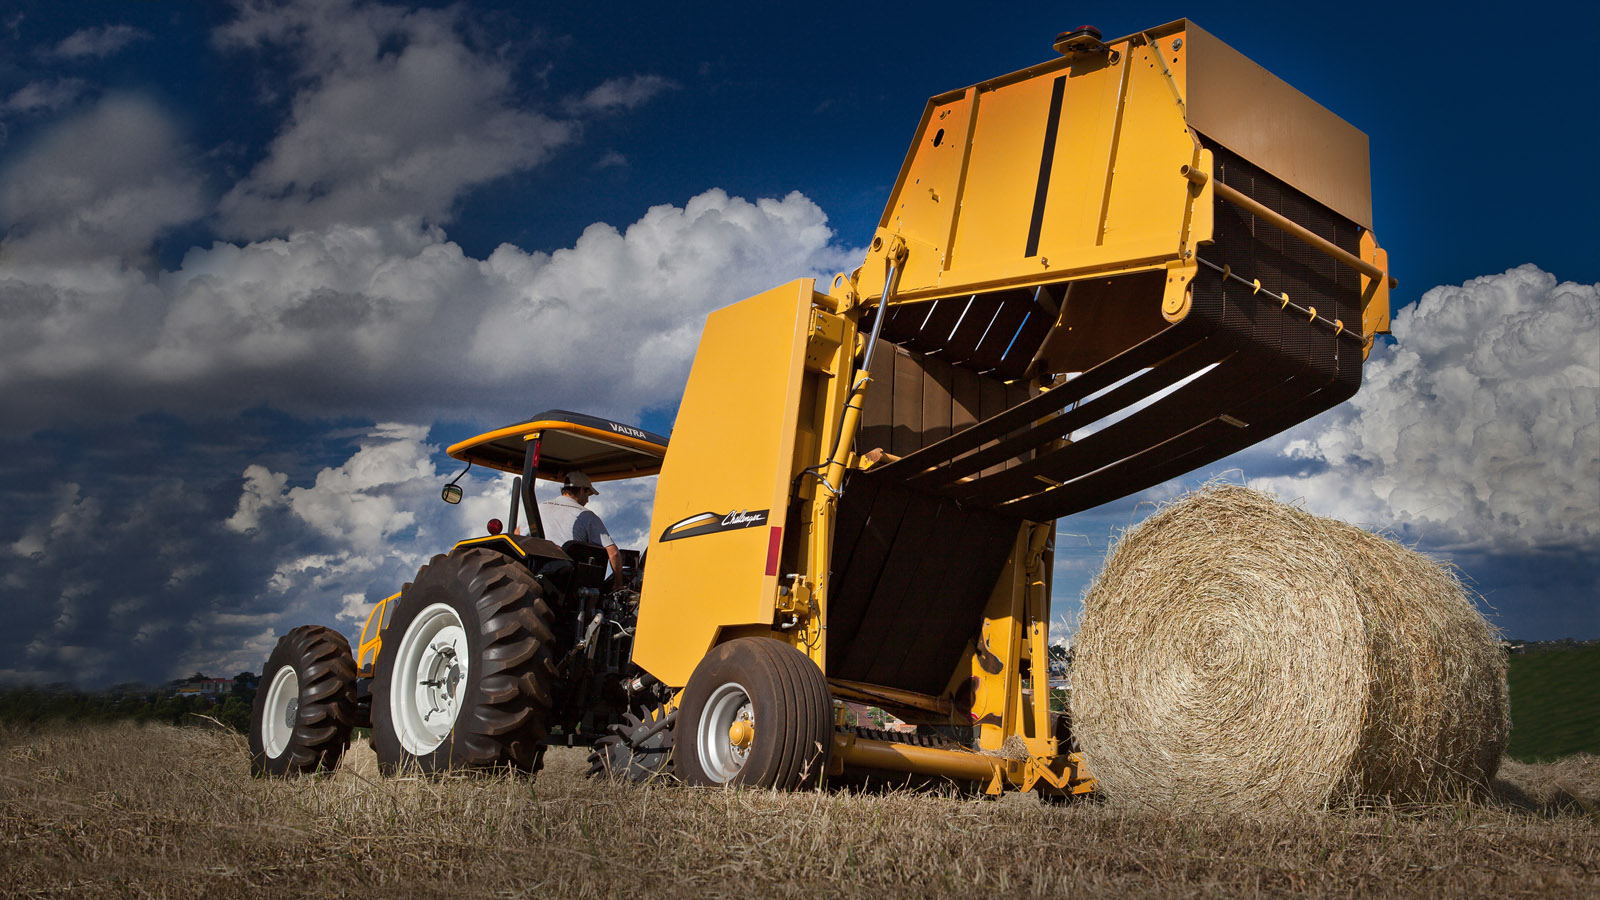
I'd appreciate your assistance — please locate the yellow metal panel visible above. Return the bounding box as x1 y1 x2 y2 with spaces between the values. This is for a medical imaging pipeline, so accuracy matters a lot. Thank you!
632 280 817 687
1359 230 1392 354
856 20 1373 307
1183 21 1373 229
1184 148 1216 253
357 591 400 673
1034 60 1122 255
947 72 1060 276
883 90 974 291
968 523 1029 752
858 31 1202 306
1093 42 1198 254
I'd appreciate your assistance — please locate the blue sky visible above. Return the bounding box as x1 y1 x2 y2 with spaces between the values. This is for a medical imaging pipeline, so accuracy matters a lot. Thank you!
0 0 1594 686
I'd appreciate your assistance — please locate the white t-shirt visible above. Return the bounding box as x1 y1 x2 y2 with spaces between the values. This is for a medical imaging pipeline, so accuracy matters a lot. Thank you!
538 493 614 548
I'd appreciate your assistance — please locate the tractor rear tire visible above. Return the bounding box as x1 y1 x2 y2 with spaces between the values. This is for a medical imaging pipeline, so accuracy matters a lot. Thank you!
249 625 358 777
371 548 556 774
675 638 832 789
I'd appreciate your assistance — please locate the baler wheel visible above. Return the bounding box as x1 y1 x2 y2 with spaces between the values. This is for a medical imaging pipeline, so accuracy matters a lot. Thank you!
371 548 555 774
249 625 358 777
675 638 832 789
587 706 676 783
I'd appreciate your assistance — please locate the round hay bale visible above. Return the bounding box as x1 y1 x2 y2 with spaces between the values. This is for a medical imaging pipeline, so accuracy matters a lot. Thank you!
1069 485 1508 812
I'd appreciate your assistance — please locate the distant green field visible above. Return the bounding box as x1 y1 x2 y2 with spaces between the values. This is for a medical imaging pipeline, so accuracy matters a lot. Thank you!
1506 644 1600 762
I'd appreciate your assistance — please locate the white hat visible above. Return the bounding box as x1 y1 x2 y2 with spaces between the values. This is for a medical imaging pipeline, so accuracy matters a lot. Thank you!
565 471 599 494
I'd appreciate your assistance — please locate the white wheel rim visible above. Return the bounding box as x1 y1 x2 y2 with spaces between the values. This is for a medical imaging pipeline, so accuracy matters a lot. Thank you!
697 682 754 783
390 602 470 756
262 664 298 758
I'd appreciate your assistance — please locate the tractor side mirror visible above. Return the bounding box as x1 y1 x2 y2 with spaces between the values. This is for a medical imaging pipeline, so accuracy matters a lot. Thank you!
441 461 472 504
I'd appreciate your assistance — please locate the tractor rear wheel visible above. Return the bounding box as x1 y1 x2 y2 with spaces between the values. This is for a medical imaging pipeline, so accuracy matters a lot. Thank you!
249 625 358 777
675 638 832 789
371 548 556 774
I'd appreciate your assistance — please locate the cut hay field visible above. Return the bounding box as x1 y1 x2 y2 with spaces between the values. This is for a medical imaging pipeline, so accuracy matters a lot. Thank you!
2 723 1595 899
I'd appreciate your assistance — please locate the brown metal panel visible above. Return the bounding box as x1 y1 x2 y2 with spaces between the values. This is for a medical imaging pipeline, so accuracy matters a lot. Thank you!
910 513 1019 691
827 479 912 674
836 489 942 681
1036 272 1169 375
953 360 1264 504
858 338 895 455
921 357 955 447
978 375 1008 475
1006 380 1035 464
859 496 962 686
827 477 1021 694
892 347 924 456
1184 21 1372 229
889 503 1018 692
951 365 980 435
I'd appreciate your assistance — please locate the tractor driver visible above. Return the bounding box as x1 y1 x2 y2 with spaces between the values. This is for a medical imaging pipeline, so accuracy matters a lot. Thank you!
539 471 624 587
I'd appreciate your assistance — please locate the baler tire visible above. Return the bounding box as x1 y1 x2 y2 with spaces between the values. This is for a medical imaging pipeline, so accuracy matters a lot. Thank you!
675 638 832 790
371 548 556 775
249 625 358 777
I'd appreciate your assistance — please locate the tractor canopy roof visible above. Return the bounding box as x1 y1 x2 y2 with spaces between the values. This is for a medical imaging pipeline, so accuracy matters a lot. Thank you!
446 409 668 482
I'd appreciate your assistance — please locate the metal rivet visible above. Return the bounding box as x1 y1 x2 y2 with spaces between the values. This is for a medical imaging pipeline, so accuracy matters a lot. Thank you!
1172 38 1183 51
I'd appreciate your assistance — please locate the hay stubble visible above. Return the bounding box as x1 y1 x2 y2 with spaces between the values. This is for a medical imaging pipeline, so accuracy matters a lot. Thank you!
1 723 1593 899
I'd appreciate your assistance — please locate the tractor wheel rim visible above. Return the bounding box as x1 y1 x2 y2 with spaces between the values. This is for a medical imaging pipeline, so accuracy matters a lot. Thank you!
262 664 298 758
698 682 753 783
391 603 470 756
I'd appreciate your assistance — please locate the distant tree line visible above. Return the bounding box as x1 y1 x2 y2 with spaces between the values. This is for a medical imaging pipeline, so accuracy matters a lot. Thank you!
0 673 258 733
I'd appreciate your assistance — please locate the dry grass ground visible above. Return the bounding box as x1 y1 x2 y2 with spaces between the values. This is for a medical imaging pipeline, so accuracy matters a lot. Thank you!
1 722 1595 899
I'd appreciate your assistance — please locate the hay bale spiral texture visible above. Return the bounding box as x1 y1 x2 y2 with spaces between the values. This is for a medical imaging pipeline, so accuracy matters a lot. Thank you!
1070 486 1508 812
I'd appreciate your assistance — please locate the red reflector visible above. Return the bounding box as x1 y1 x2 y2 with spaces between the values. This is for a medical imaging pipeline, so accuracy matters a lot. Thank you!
487 518 503 535
765 526 783 576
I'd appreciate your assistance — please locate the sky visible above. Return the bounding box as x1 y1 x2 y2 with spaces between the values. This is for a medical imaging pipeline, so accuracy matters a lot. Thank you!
0 0 1595 687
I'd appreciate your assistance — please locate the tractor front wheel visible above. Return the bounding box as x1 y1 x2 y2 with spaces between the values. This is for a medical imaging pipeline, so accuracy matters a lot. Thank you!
249 625 358 777
371 548 556 774
675 638 832 789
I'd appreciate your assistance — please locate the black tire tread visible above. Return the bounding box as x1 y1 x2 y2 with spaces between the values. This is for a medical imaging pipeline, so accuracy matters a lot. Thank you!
249 625 358 777
677 637 831 790
758 638 807 789
372 549 556 775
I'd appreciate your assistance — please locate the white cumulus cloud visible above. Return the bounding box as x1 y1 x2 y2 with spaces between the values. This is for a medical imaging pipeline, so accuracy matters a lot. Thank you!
1254 265 1599 552
214 0 574 237
247 423 437 550
469 188 856 407
0 94 206 263
0 188 855 429
226 466 290 533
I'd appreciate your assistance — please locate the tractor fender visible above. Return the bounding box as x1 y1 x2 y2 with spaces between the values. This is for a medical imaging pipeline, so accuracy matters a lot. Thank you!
452 534 570 564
